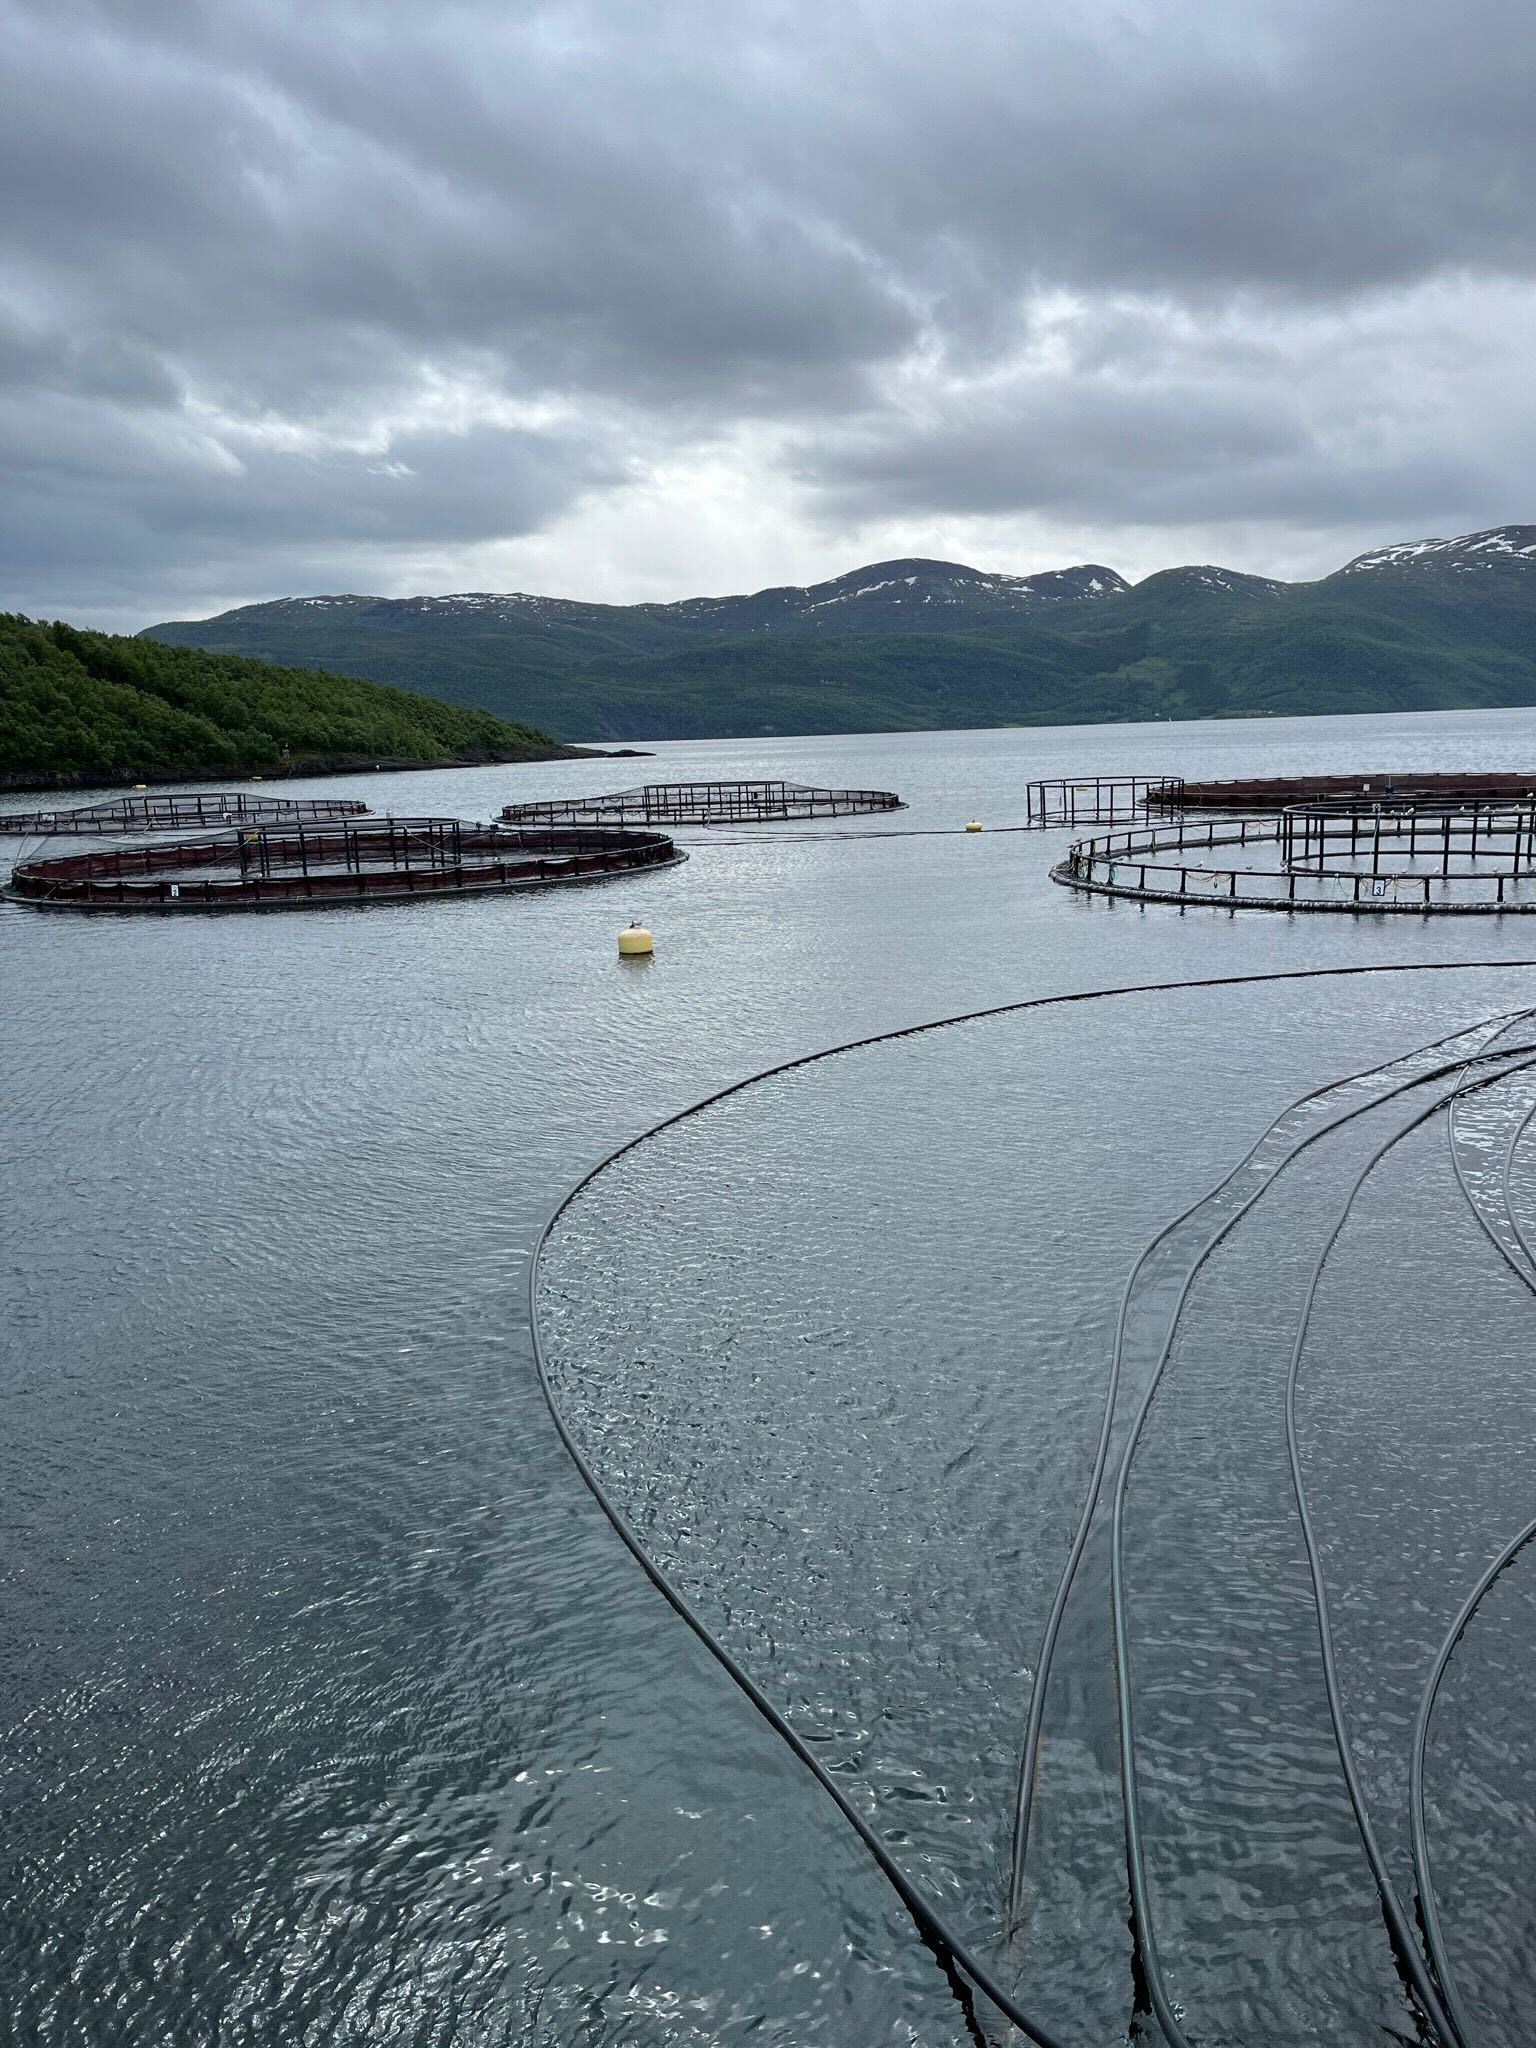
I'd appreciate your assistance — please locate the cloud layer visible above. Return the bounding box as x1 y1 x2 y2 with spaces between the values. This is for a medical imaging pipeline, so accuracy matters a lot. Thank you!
6 0 1536 626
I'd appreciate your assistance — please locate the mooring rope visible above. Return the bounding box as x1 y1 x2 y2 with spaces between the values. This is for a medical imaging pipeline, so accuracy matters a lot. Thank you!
526 958 1536 2045
678 821 1049 845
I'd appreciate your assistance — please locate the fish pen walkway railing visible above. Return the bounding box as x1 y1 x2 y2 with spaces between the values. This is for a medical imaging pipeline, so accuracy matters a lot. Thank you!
6 818 684 910
0 792 370 836
1054 811 1536 913
502 780 903 826
1159 771 1536 812
1280 800 1536 877
1023 777 1185 828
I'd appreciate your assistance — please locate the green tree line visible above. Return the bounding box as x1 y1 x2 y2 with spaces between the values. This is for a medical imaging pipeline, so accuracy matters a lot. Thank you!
0 614 556 782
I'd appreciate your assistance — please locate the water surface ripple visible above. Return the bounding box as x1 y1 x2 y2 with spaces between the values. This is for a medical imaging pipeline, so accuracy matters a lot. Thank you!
9 715 1536 2042
540 982 1536 2044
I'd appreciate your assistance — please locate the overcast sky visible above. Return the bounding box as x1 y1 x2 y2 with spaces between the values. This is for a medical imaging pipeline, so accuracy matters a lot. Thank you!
5 0 1536 630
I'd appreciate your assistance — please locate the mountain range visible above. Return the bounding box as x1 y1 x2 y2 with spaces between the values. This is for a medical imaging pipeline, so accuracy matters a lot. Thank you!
142 527 1536 740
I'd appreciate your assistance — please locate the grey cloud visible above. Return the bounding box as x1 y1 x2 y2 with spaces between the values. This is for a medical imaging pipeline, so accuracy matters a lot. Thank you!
1 2 916 419
799 378 1496 533
0 321 181 407
0 397 620 621
3 0 1536 622
781 1 1536 310
23 0 1534 419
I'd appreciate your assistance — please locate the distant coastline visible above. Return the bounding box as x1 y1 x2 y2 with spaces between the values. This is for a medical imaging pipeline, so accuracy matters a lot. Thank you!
137 528 1536 742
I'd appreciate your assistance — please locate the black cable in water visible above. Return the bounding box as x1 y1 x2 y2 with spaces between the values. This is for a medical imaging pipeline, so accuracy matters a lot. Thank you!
1446 1041 1536 1294
1408 1049 1536 2048
528 959 1536 2045
1005 1006 1532 1935
1408 1508 1536 2048
1280 1060 1536 2048
1441 1019 1536 1292
1106 1037 1536 2048
1369 1039 1536 2047
1498 1094 1536 1275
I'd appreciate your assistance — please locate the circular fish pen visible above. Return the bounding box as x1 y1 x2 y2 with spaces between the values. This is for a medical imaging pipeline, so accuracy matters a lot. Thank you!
1023 777 1185 828
502 779 903 826
1055 801 1536 912
1160 770 1536 812
5 816 683 911
0 791 370 836
1019 772 1536 829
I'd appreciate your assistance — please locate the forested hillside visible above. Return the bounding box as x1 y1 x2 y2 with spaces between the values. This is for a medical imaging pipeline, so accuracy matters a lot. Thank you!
143 529 1536 739
0 615 568 788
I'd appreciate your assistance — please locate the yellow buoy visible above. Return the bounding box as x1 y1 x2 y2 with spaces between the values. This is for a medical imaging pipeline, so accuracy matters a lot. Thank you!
618 922 654 957
965 819 983 832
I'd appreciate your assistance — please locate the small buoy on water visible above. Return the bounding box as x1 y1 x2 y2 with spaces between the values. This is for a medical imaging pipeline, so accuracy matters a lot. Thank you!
965 819 983 832
618 921 654 957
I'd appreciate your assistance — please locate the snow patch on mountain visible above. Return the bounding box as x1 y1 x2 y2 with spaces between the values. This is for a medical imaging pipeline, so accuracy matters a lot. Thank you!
1341 527 1536 574
1190 568 1285 594
785 560 1129 613
1137 565 1287 598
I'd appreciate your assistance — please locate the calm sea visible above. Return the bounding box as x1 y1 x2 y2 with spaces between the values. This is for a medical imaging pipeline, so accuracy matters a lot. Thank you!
6 709 1536 2045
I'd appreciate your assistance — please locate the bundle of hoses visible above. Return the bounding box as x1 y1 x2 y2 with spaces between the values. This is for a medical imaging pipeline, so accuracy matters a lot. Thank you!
528 961 1536 2048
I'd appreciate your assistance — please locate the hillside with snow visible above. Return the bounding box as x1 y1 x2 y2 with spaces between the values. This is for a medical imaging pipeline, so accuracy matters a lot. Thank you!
142 528 1536 739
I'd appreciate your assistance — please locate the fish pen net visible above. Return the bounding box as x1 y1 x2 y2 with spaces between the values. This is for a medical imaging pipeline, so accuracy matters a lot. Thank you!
0 791 370 835
1056 807 1536 911
1023 777 1185 827
6 817 684 910
502 779 903 826
1163 771 1536 812
1280 799 1536 878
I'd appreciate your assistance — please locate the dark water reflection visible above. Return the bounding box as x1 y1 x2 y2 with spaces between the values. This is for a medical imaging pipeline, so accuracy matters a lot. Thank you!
7 712 1536 2044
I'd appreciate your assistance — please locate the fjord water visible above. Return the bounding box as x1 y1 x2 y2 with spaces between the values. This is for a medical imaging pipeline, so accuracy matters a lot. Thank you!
7 709 1536 2046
